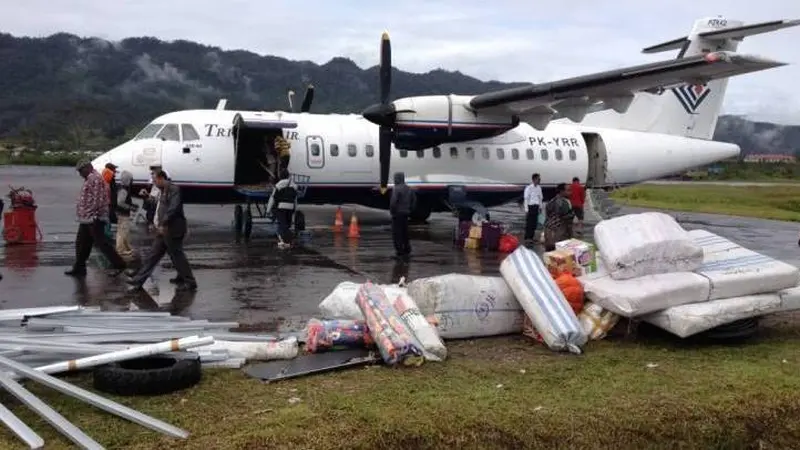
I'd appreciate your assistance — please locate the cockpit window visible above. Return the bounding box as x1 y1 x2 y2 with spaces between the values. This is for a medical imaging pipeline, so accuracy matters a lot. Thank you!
134 123 165 140
181 124 201 141
157 124 181 141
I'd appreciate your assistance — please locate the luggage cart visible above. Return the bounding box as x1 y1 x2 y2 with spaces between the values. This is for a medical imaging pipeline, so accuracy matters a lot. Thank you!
233 174 310 241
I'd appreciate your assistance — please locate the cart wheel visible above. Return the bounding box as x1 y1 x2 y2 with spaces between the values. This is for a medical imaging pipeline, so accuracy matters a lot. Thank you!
234 205 243 237
243 208 253 240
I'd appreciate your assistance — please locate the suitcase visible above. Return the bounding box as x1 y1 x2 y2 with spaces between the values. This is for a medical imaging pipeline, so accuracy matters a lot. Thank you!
481 221 503 251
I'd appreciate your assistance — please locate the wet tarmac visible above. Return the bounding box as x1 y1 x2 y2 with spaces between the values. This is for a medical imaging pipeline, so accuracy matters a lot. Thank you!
2 165 799 332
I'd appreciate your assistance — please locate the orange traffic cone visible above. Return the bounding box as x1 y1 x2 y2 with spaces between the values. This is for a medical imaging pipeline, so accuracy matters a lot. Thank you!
333 207 344 232
348 212 360 238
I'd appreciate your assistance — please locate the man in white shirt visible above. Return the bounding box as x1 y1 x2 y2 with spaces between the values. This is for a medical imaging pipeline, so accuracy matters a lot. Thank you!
523 173 543 244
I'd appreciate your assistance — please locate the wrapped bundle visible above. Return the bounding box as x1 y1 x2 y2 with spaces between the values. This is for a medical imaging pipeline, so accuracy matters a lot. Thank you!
391 293 447 361
355 281 425 366
305 319 375 353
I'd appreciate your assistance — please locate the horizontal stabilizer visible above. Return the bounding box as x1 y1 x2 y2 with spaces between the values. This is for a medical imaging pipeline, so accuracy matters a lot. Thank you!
642 19 800 54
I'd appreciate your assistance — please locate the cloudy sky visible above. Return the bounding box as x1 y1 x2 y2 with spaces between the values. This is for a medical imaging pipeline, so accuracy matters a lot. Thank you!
4 0 800 124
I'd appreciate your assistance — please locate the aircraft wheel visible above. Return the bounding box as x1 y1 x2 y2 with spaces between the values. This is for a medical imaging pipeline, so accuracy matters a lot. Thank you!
409 203 432 224
234 205 244 237
243 209 253 241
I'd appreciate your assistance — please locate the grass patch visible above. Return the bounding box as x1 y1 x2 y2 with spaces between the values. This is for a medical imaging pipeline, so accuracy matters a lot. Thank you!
2 323 800 449
612 184 800 221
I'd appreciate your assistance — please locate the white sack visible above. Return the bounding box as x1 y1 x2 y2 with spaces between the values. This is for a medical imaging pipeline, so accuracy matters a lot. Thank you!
688 230 800 299
392 293 447 361
406 274 524 339
319 281 407 320
643 285 800 338
500 247 587 354
579 255 711 317
594 212 703 280
197 337 299 361
578 302 620 340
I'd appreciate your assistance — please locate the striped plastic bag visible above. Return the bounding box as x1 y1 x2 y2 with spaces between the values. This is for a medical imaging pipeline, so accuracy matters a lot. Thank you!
500 246 587 354
355 281 425 367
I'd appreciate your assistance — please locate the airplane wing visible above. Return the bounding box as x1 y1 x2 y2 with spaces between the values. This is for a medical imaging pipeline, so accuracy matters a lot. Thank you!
468 51 785 129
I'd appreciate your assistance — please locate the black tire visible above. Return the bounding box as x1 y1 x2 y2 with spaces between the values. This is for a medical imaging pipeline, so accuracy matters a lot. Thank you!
92 356 202 396
234 205 243 236
409 202 432 224
243 209 253 240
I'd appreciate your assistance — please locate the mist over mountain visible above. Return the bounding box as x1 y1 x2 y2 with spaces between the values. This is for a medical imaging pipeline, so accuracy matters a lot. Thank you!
0 31 797 156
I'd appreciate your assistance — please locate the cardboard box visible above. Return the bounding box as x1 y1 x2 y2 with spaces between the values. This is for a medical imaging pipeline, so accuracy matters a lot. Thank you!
464 237 481 249
543 250 575 277
468 225 482 240
556 239 597 276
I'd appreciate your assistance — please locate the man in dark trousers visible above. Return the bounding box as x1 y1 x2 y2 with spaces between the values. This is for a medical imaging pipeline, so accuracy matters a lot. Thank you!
523 173 543 245
266 171 298 249
125 170 197 292
389 171 416 260
65 161 127 277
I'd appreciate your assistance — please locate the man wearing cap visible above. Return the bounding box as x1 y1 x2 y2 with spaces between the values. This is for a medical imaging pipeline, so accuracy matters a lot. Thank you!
65 161 127 277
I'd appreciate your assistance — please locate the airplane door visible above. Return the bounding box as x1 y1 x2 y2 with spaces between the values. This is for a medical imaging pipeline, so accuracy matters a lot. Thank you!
306 135 325 169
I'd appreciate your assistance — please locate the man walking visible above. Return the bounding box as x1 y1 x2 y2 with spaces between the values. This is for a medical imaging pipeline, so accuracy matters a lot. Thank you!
570 177 586 236
544 183 575 252
266 171 298 249
523 173 543 245
65 161 127 277
126 170 197 292
115 170 136 260
389 171 416 260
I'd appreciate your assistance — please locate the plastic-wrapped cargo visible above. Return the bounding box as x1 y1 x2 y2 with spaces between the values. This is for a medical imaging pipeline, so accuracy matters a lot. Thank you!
406 274 524 339
319 281 408 320
593 212 703 280
392 294 447 361
643 285 800 338
305 319 374 353
355 281 425 366
500 246 587 354
578 302 620 340
201 337 299 361
688 230 800 299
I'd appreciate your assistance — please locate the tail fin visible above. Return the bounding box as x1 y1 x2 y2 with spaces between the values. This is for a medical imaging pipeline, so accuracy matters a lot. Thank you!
578 18 800 139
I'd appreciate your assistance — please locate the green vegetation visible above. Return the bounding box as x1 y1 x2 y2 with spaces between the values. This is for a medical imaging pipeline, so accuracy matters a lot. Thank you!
612 184 800 221
686 161 800 181
3 328 800 449
0 150 95 167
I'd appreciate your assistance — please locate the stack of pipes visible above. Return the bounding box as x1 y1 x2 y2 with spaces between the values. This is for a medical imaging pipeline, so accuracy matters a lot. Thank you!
0 305 301 448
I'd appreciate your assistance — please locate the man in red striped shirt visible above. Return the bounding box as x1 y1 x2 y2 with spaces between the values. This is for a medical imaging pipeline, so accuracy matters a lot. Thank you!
570 177 586 236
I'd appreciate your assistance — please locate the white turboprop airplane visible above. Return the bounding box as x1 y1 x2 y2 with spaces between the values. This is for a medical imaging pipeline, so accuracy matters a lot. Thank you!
93 17 799 227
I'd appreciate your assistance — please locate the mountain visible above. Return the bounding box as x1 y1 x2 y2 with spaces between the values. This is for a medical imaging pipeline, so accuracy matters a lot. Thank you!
0 32 797 156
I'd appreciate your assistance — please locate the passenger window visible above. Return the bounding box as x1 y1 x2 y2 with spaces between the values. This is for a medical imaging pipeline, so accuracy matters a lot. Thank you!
181 124 200 141
555 149 563 161
400 150 408 158
330 144 339 157
541 149 549 160
433 147 441 158
569 149 577 161
481 147 490 159
156 124 180 141
311 144 320 156
416 150 424 158
526 148 534 160
497 148 505 160
466 147 475 159
450 147 458 159
365 144 374 157
347 144 357 157
511 148 519 160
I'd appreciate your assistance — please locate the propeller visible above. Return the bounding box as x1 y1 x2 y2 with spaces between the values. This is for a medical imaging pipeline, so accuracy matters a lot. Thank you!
287 90 296 112
300 84 315 113
362 31 395 194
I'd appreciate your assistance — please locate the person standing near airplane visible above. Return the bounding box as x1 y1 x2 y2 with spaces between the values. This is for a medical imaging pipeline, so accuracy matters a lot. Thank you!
522 173 543 245
127 170 197 292
543 183 575 252
267 170 299 249
114 170 136 260
390 171 416 261
570 177 586 236
65 161 127 278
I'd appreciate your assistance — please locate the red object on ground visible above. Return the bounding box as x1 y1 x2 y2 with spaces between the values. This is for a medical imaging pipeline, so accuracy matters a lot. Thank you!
3 187 42 245
498 234 520 253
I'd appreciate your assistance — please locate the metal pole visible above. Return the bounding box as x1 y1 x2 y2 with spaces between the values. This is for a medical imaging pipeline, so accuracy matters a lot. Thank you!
0 372 103 449
0 355 189 440
0 401 44 449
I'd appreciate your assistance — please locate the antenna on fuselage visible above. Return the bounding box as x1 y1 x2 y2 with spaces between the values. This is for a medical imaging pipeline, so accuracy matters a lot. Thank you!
215 99 228 110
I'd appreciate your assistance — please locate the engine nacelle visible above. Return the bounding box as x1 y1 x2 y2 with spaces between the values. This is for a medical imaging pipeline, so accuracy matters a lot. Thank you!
391 94 518 150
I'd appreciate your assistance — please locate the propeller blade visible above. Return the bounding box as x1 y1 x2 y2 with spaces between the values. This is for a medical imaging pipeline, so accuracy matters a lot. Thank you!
380 32 391 105
300 84 315 113
379 126 392 194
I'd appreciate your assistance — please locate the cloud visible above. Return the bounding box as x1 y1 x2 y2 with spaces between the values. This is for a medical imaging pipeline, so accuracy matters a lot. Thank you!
4 0 800 123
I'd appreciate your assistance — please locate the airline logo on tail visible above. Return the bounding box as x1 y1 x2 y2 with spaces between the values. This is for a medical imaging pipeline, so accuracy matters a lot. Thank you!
671 84 711 114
